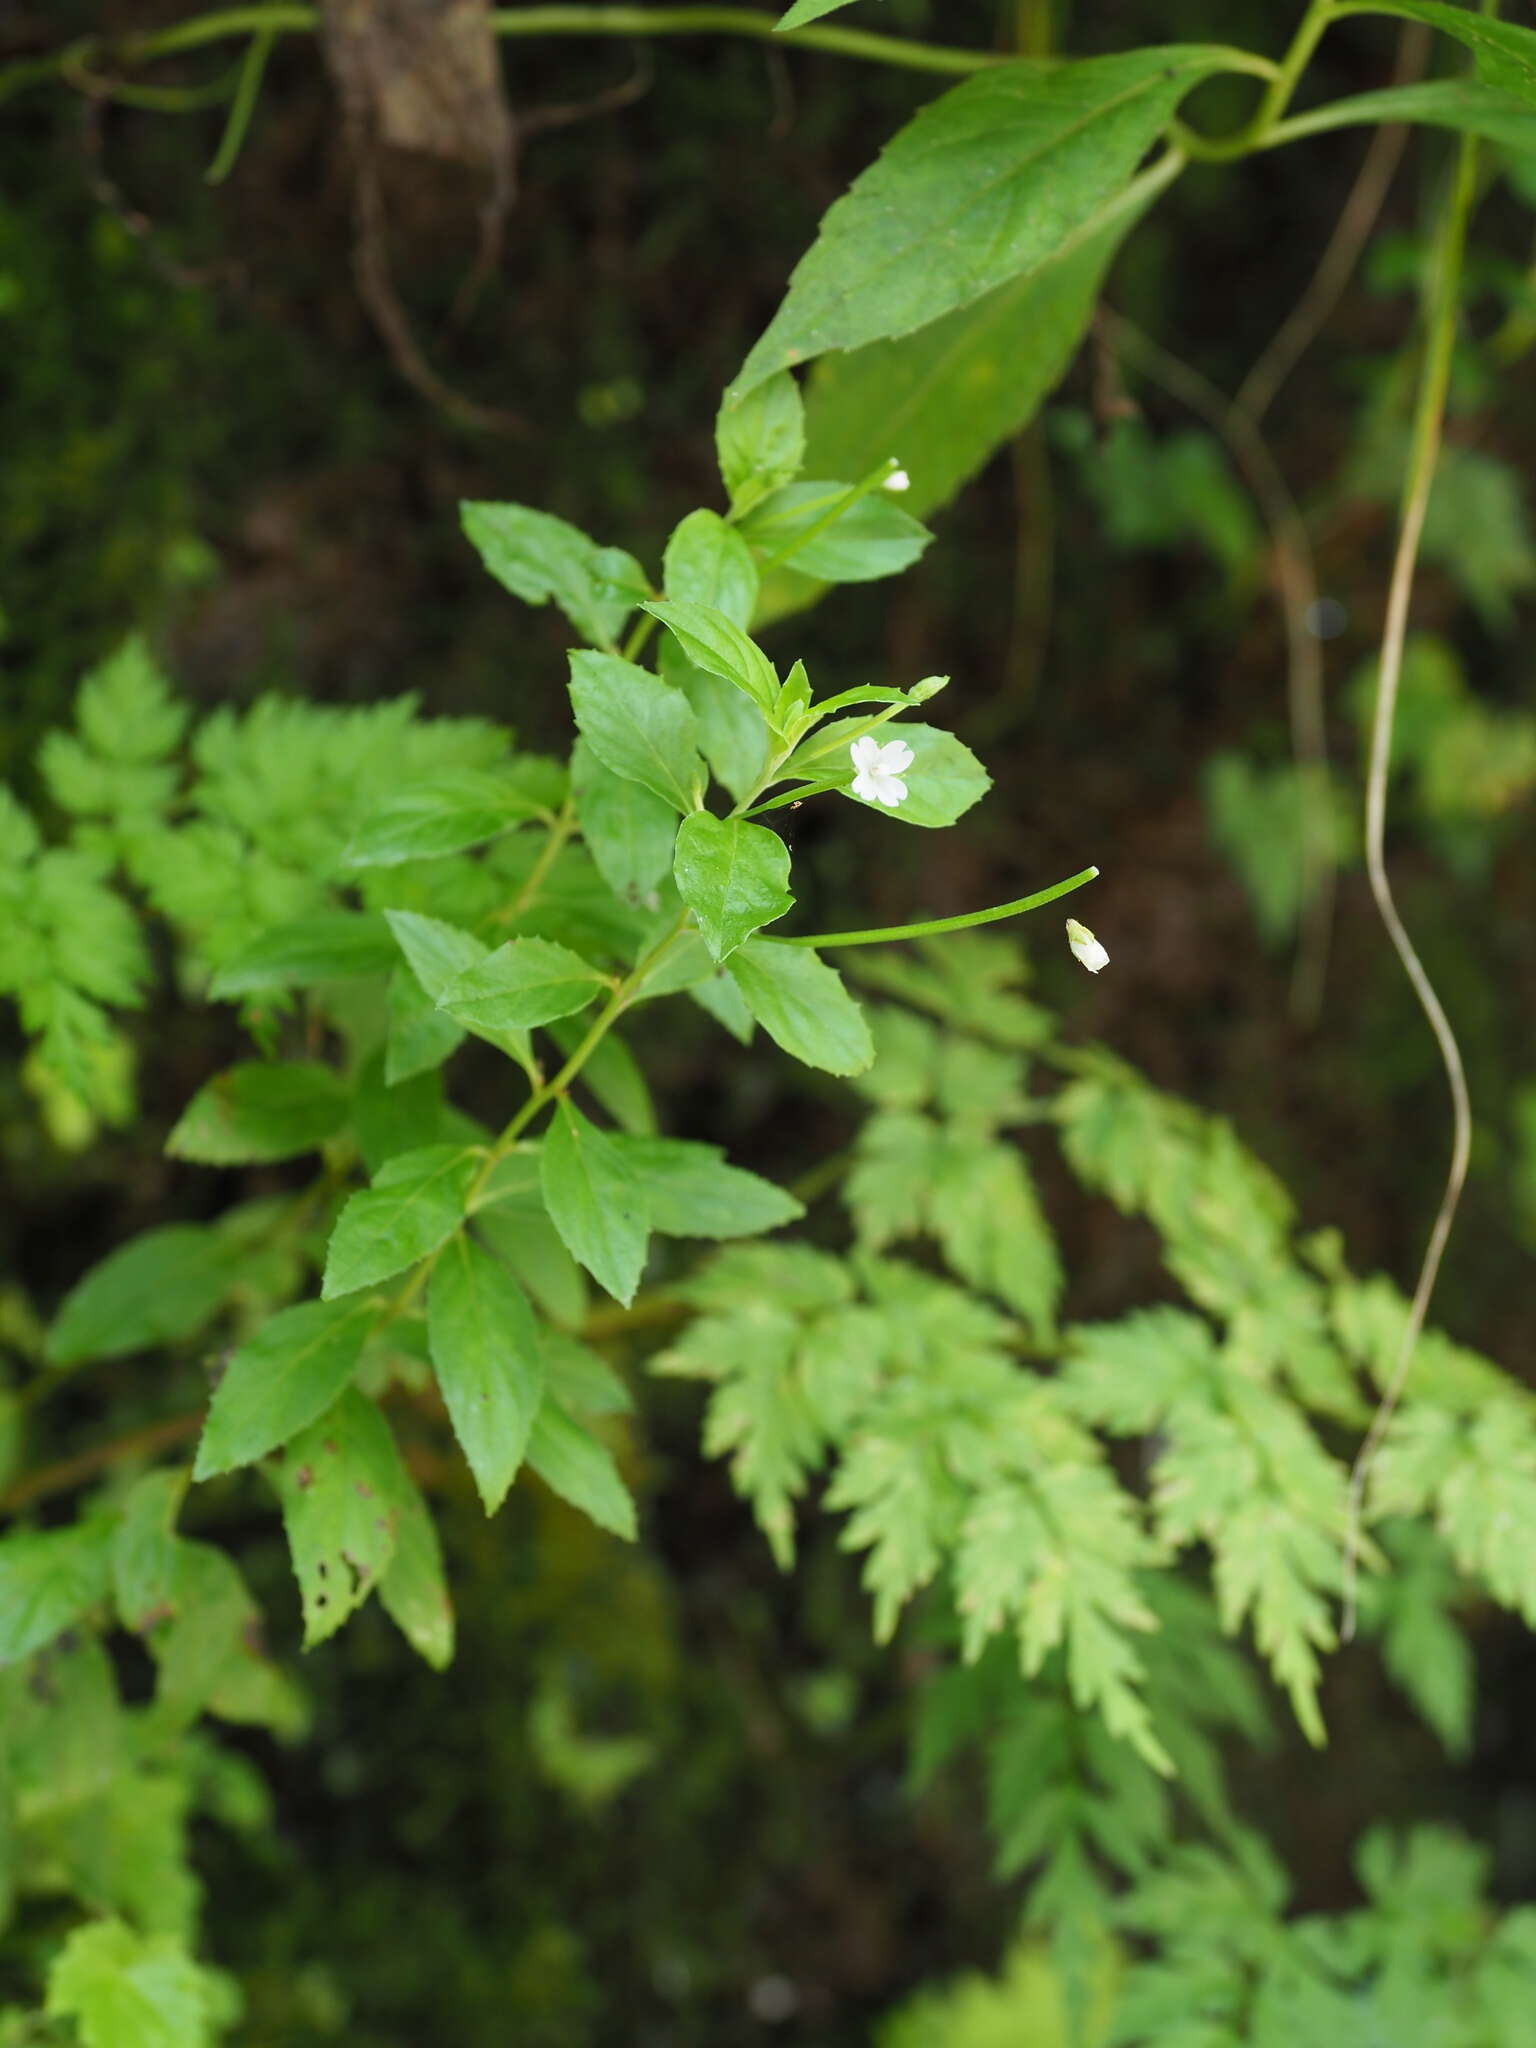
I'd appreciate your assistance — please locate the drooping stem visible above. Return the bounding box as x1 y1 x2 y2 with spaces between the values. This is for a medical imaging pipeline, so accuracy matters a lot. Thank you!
0 4 1006 106
1341 124 1480 1641
778 865 1098 948
1172 0 1335 161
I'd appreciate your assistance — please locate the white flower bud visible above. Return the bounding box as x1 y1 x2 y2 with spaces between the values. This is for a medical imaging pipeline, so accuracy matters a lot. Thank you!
1065 918 1109 974
883 466 911 493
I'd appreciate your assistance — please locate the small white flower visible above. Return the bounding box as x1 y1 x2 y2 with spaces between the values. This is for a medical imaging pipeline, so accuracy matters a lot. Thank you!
1066 918 1109 974
849 735 914 809
883 466 911 493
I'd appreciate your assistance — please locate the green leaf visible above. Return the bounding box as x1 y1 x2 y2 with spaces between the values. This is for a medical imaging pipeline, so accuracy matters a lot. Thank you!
386 967 466 1084
662 508 760 625
72 637 188 764
929 1138 1062 1343
673 810 794 962
377 1477 455 1670
112 1470 185 1633
273 1388 412 1646
210 912 397 997
167 1061 350 1165
343 767 552 868
567 649 705 812
526 1397 637 1539
427 1233 546 1513
47 1225 239 1367
46 1918 222 2048
727 939 873 1074
352 1054 470 1176
790 718 991 826
540 1099 650 1305
194 1298 376 1479
1336 2 1536 104
776 0 863 24
321 1144 479 1299
738 481 931 582
727 49 1244 402
0 1519 113 1664
461 499 646 651
436 935 609 1033
638 600 779 714
571 737 678 905
385 907 531 1071
1281 75 1536 154
614 1136 805 1238
715 369 806 514
662 639 770 805
801 176 1159 518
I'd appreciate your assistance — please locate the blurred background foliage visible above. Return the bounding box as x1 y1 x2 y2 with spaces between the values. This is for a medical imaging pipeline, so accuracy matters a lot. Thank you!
2 0 1535 2041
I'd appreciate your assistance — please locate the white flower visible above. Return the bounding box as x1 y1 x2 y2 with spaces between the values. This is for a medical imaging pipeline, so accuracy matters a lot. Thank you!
849 735 914 809
883 466 911 493
1065 918 1108 974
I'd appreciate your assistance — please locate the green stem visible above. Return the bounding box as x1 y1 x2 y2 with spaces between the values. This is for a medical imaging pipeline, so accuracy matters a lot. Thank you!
1172 0 1335 162
1341 115 1482 1640
205 22 276 182
0 4 1005 104
778 865 1098 948
620 611 660 664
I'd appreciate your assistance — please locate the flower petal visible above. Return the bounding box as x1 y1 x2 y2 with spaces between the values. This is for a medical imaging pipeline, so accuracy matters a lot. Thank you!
851 770 880 802
878 740 915 775
875 775 908 808
849 737 880 773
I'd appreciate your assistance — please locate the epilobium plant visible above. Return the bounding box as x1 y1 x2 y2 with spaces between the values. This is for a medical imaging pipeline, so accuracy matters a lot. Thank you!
5 0 1536 2039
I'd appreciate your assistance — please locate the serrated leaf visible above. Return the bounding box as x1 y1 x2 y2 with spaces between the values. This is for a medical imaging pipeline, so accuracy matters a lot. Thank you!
386 967 466 1084
73 637 188 764
322 1145 478 1299
194 1297 376 1478
727 939 873 1074
273 1389 412 1646
639 599 779 713
0 1519 114 1664
385 907 530 1071
436 934 608 1034
728 49 1255 402
167 1062 349 1165
428 1232 546 1512
343 768 550 868
930 1137 1062 1342
526 1398 637 1539
112 1470 186 1632
673 810 794 961
568 649 704 812
571 736 678 904
46 1918 219 2048
662 508 760 625
47 1225 240 1367
614 1136 804 1238
461 500 646 650
210 913 397 997
662 638 770 805
540 1100 650 1305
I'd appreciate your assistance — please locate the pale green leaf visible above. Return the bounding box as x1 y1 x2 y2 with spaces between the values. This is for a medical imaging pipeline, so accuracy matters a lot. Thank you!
526 1398 637 1539
343 767 553 868
435 934 608 1033
726 939 873 1074
460 500 646 651
728 49 1253 401
209 912 397 997
715 369 806 514
738 481 931 582
427 1232 546 1512
790 718 991 827
272 1389 412 1646
46 1918 220 2048
378 1471 455 1670
662 508 760 625
167 1062 349 1165
321 1144 478 1299
639 599 779 714
194 1297 376 1479
47 1226 240 1367
0 1519 114 1664
568 649 704 812
571 736 678 905
540 1099 650 1305
614 1136 804 1238
673 810 794 962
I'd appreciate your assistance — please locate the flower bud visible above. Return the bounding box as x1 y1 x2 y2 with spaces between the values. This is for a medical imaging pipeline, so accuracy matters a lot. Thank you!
1065 918 1109 974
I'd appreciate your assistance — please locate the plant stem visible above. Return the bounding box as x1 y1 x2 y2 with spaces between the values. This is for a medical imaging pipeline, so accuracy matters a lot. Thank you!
778 866 1098 948
1172 0 1336 161
1341 122 1480 1642
0 4 1005 105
